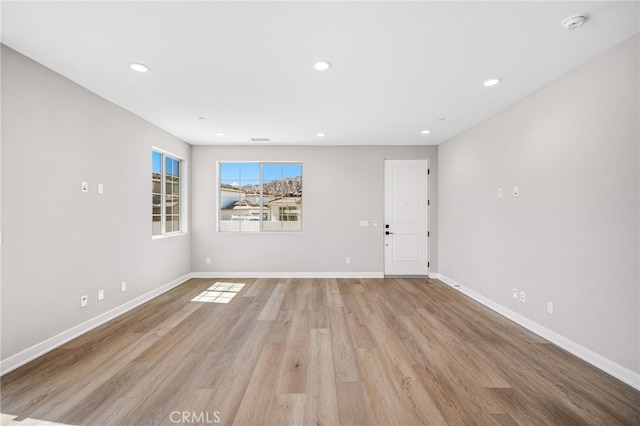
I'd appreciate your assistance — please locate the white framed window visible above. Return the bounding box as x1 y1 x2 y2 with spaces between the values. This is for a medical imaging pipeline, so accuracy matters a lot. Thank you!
218 162 302 232
153 149 186 237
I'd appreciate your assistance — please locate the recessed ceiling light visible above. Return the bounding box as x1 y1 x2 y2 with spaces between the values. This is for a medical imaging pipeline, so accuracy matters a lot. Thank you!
198 116 205 120
421 130 432 135
130 62 150 73
313 60 332 71
316 132 327 137
438 117 445 122
483 78 502 87
562 13 589 30
215 132 225 136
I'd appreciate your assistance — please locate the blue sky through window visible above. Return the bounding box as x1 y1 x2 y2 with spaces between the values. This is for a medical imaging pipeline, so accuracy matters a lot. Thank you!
220 163 259 182
165 157 179 177
152 151 162 173
153 151 179 177
220 163 301 185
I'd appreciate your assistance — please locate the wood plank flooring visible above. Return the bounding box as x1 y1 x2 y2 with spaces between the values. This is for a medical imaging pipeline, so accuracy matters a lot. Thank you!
1 277 639 425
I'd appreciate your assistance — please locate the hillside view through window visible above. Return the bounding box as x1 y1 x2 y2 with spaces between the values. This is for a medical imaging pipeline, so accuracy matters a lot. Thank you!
219 162 302 232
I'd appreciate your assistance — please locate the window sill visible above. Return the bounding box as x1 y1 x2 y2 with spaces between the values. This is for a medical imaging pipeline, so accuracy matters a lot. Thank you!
152 232 188 240
217 231 303 234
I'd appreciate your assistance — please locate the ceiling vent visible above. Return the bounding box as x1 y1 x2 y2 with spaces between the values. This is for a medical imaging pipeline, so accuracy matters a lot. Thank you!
251 138 270 142
562 13 589 30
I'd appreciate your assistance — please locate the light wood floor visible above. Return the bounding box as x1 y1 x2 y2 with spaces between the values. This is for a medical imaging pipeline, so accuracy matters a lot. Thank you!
1 278 639 425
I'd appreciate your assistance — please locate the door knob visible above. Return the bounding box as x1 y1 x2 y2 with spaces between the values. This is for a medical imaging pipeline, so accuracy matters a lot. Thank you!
386 231 393 235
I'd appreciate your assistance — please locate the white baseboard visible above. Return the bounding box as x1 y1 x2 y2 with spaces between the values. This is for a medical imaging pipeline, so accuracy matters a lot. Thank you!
0 273 193 376
191 271 384 279
431 273 640 391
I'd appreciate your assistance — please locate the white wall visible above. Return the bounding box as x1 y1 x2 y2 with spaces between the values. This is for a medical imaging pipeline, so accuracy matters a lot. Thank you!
191 145 437 276
438 35 639 376
1 46 192 363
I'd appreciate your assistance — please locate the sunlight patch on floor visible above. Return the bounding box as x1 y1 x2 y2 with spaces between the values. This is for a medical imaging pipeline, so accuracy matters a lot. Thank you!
1 413 73 426
191 282 245 304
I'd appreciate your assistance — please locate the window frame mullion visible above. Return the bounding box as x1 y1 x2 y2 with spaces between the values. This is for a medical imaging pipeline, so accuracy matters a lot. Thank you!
259 163 264 232
161 153 167 234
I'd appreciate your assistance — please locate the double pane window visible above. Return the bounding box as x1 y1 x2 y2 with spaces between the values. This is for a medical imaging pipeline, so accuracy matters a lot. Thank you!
219 162 302 232
153 150 182 236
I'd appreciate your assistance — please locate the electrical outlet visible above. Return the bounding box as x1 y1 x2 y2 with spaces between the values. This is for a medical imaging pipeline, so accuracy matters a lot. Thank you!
498 188 503 198
346 257 351 264
80 295 88 307
520 291 526 302
512 288 518 299
98 289 104 301
206 257 211 264
98 183 104 194
121 281 127 292
81 181 89 193
547 301 554 314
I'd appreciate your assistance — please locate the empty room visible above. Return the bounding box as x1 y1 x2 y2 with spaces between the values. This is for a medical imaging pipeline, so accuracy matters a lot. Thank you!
1 1 639 425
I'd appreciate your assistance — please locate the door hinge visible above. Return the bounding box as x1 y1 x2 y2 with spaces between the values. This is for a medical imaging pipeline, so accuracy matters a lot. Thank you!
428 262 430 268
428 231 430 237
427 200 430 206
428 169 430 175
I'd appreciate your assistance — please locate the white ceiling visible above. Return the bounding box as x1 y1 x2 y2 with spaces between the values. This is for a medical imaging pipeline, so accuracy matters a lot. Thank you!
2 1 638 146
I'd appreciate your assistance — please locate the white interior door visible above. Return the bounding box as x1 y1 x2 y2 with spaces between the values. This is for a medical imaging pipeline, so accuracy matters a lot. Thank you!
384 160 429 276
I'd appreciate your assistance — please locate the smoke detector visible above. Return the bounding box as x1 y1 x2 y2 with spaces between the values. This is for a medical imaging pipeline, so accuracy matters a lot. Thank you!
562 13 589 30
